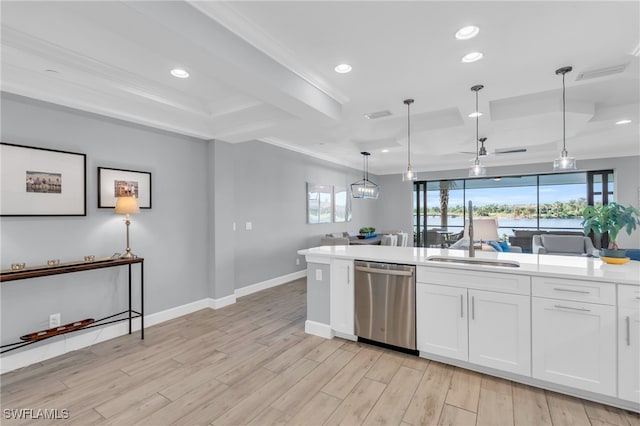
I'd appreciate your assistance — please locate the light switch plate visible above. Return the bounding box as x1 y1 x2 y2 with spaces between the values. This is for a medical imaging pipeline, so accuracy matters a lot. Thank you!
315 269 322 281
245 222 252 230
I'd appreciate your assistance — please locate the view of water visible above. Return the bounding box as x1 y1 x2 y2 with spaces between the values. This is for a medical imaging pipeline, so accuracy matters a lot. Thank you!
418 216 583 236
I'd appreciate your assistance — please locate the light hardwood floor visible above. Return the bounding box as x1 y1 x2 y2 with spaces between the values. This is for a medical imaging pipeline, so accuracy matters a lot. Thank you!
2 279 639 426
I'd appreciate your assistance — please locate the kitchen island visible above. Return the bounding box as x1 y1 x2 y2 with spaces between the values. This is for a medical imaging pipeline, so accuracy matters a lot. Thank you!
298 245 640 412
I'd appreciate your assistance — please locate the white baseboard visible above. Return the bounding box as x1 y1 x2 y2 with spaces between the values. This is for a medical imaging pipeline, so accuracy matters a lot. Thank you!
0 271 307 373
0 298 210 374
305 320 334 339
209 294 236 309
235 270 306 298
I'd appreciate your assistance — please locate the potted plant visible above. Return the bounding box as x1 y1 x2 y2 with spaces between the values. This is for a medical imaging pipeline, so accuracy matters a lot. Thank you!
582 202 640 258
359 227 376 238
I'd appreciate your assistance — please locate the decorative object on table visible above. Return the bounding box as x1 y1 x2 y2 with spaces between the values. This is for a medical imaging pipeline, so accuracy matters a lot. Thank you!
468 85 487 177
402 98 417 182
46 259 60 266
114 196 140 259
552 66 577 171
83 255 95 262
351 152 379 199
582 202 640 260
359 227 376 238
98 167 151 208
20 318 95 342
600 256 630 265
11 263 25 271
0 143 86 216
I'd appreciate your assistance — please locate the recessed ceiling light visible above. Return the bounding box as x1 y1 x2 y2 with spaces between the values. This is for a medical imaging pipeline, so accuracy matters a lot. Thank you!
381 149 389 153
468 112 483 118
170 68 189 78
455 25 480 40
334 63 352 74
461 52 483 63
616 119 632 125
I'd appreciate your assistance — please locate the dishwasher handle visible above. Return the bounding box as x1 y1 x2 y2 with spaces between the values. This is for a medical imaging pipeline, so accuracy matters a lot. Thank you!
355 265 414 277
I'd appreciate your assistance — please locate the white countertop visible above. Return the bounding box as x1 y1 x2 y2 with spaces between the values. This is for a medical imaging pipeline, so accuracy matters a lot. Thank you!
298 245 640 286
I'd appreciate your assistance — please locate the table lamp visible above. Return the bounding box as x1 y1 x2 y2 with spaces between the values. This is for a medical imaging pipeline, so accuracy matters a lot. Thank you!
114 196 140 259
463 217 499 250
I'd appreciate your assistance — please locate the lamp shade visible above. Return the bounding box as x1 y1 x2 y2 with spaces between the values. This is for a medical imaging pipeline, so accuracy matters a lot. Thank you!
463 217 499 241
114 196 140 215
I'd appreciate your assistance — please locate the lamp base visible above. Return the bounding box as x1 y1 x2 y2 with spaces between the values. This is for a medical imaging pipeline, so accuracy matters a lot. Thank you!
120 250 136 259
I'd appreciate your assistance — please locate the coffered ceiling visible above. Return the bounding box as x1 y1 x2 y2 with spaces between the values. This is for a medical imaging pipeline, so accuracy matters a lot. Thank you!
1 1 638 174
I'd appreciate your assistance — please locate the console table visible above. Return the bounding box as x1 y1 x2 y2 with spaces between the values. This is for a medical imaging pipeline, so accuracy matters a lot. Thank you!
0 257 144 353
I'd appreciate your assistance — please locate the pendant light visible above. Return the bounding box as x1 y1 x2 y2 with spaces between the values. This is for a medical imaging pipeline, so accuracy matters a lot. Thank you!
351 152 380 199
553 66 576 171
469 84 487 177
402 99 417 181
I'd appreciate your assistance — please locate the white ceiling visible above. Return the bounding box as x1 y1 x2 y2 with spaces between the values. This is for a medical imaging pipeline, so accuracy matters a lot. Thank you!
1 1 638 175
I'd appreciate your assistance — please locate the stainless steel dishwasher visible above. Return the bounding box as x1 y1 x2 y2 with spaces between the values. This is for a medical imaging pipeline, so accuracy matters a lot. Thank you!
354 260 416 350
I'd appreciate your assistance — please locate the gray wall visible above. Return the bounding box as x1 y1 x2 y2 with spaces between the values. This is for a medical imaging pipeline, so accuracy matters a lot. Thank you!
0 94 211 344
377 156 640 248
229 141 376 290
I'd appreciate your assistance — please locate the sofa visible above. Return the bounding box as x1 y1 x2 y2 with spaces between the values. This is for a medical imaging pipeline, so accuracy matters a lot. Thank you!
508 230 585 253
532 234 599 256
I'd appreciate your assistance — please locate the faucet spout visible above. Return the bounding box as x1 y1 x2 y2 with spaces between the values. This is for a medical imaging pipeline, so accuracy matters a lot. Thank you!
468 200 475 257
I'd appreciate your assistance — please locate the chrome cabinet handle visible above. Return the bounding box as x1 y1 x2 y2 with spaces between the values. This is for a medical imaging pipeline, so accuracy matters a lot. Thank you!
554 304 591 312
553 288 590 294
460 294 464 318
472 296 475 320
626 316 631 346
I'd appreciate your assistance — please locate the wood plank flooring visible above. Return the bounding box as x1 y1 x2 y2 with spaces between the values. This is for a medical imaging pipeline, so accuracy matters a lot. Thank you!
2 278 638 426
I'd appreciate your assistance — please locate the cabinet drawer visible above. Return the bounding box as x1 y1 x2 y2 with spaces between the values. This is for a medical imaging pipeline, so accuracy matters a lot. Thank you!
532 276 615 305
619 285 640 309
417 266 530 295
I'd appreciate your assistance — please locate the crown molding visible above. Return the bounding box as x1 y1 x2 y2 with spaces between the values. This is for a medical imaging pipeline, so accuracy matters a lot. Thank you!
188 1 350 105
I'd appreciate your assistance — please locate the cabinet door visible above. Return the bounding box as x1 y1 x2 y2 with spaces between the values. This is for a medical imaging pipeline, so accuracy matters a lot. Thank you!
330 259 354 336
532 298 616 396
468 290 530 376
619 285 640 403
416 283 468 361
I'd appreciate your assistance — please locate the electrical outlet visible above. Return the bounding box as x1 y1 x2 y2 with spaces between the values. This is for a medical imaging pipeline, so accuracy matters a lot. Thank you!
49 313 61 328
315 269 322 281
296 258 300 266
245 222 252 230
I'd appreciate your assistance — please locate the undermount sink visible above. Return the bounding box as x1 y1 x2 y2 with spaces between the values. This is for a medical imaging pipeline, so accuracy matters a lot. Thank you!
426 256 520 268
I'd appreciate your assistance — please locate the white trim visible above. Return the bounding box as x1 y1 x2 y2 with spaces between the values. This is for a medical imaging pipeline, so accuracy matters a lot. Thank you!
209 294 237 309
259 137 357 171
304 255 331 265
235 270 306 298
305 320 334 339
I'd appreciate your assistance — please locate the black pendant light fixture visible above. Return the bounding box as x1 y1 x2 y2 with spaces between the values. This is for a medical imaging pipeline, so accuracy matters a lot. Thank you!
351 152 379 199
553 66 576 171
402 99 417 182
469 84 487 177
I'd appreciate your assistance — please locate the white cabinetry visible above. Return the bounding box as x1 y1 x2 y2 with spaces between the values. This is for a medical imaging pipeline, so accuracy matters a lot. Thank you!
532 277 616 396
468 289 530 376
416 267 531 376
330 258 354 336
416 283 467 361
618 285 640 403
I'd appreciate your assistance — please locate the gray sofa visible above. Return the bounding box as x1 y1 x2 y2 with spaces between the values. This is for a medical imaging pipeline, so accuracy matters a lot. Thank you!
509 230 584 253
532 234 598 256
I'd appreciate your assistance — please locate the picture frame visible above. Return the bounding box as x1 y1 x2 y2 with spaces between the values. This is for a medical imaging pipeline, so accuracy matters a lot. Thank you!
0 142 86 216
97 167 152 209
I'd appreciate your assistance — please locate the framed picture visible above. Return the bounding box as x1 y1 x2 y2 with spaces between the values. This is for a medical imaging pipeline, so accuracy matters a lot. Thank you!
98 167 151 209
307 183 332 224
0 142 86 216
333 185 352 223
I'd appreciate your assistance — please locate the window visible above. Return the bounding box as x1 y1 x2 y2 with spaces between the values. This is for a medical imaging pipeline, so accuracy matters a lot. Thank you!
414 170 613 247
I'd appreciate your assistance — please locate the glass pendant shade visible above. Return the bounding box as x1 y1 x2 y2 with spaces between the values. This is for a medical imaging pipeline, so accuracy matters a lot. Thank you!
469 160 487 177
402 166 417 182
352 152 379 199
553 151 577 171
